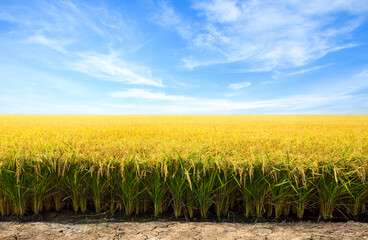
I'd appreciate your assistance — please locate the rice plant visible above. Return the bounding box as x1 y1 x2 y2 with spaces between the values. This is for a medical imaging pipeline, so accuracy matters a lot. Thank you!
0 115 367 220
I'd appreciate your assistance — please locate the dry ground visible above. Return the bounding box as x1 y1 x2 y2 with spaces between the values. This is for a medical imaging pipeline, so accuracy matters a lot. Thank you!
0 221 368 240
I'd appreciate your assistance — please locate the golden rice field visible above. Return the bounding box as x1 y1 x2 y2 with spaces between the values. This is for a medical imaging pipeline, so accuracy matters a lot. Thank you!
0 115 367 220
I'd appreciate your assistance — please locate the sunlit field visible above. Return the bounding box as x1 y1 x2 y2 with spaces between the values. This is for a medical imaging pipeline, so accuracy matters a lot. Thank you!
0 115 367 220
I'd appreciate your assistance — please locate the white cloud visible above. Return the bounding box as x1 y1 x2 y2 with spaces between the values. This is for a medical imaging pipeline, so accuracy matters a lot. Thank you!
27 34 68 54
109 89 195 101
182 57 221 69
228 81 251 90
72 53 163 87
99 93 363 114
1 1 105 36
103 71 368 114
284 63 333 77
193 0 241 23
1 1 160 87
2 69 368 114
3 92 366 114
155 0 368 71
271 63 334 79
151 1 193 39
182 57 202 70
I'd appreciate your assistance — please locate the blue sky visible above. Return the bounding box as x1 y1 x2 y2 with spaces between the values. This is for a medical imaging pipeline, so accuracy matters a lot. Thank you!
0 0 368 114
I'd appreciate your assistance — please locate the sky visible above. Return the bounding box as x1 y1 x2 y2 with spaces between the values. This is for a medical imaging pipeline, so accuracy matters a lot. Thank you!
0 0 368 114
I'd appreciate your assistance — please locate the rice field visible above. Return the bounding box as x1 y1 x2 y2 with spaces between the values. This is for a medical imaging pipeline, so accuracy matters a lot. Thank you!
0 115 367 220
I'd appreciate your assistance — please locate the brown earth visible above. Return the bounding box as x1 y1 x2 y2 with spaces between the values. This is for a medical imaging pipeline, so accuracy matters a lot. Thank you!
0 221 367 240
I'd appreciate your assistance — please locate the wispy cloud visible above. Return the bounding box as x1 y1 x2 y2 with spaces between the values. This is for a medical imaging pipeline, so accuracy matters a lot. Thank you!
109 89 194 101
228 81 251 90
284 63 334 77
182 57 222 70
1 0 367 114
26 34 69 54
154 0 368 71
0 0 161 87
272 63 334 79
193 0 241 23
151 1 193 39
3 92 366 114
73 53 163 87
103 70 368 114
2 68 368 114
101 93 364 114
0 1 107 36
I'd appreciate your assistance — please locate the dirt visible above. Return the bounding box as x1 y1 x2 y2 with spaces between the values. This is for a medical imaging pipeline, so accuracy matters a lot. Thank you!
0 221 367 240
